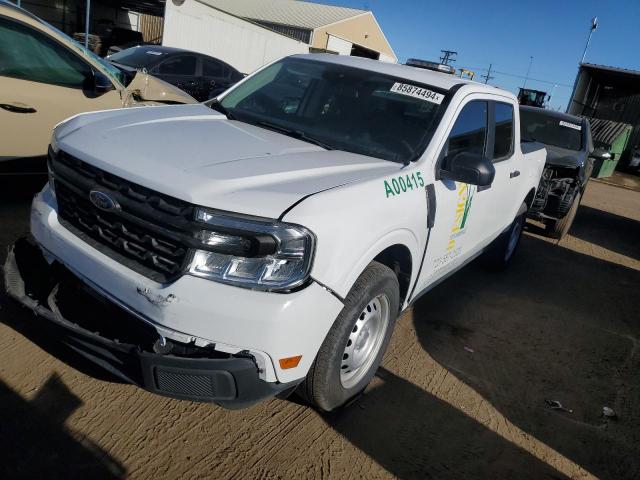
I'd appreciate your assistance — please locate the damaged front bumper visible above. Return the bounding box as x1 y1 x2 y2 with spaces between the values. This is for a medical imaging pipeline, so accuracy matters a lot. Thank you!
3 238 297 408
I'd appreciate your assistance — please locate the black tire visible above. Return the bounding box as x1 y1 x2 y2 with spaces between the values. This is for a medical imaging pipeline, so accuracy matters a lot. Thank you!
297 262 400 411
546 190 582 240
482 202 527 271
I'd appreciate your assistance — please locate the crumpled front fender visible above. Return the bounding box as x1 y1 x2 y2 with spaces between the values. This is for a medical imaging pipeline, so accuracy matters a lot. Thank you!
125 72 196 105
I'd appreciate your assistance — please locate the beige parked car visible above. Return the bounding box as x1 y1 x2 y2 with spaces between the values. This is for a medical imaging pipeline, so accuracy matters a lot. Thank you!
0 1 195 175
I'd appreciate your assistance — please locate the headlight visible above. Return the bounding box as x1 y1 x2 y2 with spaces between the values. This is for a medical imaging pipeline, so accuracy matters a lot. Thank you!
189 208 315 291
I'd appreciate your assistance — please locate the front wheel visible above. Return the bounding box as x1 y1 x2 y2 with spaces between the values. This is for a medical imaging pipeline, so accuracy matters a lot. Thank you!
482 202 527 271
297 262 399 411
546 190 582 240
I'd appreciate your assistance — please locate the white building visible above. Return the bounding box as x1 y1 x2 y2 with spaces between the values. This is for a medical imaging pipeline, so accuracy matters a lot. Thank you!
16 0 397 74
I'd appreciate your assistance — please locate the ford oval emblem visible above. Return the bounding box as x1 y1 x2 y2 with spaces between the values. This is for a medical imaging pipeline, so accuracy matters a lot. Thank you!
89 190 117 211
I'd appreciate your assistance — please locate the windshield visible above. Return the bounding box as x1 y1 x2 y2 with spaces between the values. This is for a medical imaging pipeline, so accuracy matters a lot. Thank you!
520 109 583 151
218 58 447 164
108 47 168 68
41 21 128 86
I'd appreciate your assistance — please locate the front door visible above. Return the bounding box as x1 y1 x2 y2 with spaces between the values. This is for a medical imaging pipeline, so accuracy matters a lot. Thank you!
417 97 518 290
419 99 490 287
0 17 121 166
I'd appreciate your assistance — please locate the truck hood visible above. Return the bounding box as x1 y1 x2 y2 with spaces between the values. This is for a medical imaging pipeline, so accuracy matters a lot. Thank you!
125 72 196 105
544 145 587 169
55 104 400 218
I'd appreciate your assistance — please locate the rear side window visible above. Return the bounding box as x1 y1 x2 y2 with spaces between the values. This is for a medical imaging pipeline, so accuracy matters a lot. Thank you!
158 55 196 75
203 59 228 78
0 18 90 88
493 102 514 160
447 100 488 159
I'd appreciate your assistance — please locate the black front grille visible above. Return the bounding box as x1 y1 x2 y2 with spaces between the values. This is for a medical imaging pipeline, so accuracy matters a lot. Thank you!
50 149 197 283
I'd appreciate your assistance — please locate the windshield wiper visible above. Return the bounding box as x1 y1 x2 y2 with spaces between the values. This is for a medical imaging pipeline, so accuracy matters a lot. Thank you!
209 99 235 120
256 120 334 150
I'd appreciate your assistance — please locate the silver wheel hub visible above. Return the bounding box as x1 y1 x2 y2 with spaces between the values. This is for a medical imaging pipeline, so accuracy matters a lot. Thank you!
340 294 390 389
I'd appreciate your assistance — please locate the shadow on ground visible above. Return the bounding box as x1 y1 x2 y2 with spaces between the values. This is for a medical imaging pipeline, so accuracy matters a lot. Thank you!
570 205 640 260
407 234 640 480
326 366 570 479
0 374 125 479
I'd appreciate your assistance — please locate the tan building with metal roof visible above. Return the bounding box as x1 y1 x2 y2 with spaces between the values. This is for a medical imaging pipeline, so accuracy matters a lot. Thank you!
203 0 397 63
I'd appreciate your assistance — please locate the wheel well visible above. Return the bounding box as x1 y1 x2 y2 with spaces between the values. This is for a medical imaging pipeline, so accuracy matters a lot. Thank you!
373 245 412 306
524 188 536 209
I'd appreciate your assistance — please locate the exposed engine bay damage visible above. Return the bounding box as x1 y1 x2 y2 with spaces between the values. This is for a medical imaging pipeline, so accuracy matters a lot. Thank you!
530 166 581 222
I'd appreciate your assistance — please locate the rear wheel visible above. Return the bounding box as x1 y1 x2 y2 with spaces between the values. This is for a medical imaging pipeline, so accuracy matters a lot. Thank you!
546 190 582 240
482 202 527 271
297 262 399 411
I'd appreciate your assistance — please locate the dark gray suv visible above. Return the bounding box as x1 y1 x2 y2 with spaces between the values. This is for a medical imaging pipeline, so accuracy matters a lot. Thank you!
520 106 609 239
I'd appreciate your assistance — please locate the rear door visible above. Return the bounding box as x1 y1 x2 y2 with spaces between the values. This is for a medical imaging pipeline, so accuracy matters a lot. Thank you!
483 100 522 237
152 54 199 99
0 16 121 166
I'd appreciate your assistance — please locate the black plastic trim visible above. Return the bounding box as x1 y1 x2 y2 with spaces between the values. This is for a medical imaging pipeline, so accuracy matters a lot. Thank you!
407 183 436 303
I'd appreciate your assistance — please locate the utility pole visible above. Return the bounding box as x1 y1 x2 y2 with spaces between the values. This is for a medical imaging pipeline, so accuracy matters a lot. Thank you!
522 56 533 88
548 84 558 105
440 50 457 66
482 63 494 84
84 0 91 49
580 17 598 64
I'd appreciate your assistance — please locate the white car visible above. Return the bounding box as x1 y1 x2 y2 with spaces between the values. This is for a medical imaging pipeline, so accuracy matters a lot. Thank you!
5 55 545 410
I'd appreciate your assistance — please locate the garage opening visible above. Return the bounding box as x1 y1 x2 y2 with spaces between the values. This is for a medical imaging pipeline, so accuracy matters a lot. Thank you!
351 43 379 60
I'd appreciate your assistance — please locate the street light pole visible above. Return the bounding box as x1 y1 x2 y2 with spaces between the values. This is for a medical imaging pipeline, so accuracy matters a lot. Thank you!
522 56 533 88
84 0 91 49
580 17 598 64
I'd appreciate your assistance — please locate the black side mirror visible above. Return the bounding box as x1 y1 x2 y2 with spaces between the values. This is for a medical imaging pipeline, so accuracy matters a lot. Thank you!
441 152 495 186
86 70 115 96
590 147 612 161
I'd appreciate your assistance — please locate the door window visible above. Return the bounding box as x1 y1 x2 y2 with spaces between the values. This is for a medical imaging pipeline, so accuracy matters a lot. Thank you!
446 100 488 162
0 18 91 88
493 102 514 160
157 55 196 76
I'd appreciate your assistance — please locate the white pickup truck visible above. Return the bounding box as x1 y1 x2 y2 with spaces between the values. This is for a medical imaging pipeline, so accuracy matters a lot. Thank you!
4 54 545 410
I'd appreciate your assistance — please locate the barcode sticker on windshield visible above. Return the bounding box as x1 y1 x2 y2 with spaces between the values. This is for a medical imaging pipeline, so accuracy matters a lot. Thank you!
390 83 444 104
559 120 582 131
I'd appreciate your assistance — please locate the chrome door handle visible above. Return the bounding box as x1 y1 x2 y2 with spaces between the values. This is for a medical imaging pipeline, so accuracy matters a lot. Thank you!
0 103 37 113
510 170 521 178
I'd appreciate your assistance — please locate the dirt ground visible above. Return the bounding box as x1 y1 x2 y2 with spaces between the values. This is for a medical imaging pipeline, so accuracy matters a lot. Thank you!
1 177 639 480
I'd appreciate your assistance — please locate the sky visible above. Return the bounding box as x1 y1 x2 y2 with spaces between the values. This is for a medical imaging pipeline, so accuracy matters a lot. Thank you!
328 0 640 111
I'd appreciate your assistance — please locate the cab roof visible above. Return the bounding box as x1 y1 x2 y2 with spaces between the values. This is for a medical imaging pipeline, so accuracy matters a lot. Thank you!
520 105 585 124
291 54 492 93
